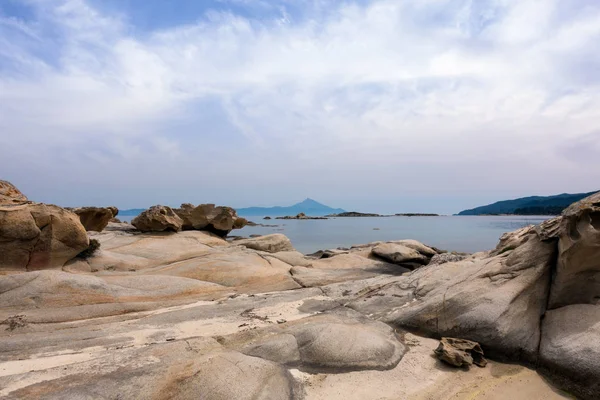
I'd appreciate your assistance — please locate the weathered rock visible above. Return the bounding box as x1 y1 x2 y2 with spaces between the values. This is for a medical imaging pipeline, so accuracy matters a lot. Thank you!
0 203 89 271
542 191 600 309
0 180 29 205
235 234 295 253
371 243 429 268
351 228 556 362
390 239 438 257
72 206 118 232
428 252 467 265
226 309 406 371
434 337 487 368
174 203 247 236
131 205 183 232
539 304 600 400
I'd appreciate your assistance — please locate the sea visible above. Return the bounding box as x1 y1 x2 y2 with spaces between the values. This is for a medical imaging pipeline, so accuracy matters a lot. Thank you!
118 215 552 254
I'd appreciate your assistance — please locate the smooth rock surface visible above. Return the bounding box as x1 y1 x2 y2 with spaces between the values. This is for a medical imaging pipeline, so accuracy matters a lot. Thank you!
539 304 600 400
235 234 295 253
371 243 429 268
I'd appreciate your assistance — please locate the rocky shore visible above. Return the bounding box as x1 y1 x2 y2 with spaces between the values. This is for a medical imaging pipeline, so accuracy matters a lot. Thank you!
0 180 598 399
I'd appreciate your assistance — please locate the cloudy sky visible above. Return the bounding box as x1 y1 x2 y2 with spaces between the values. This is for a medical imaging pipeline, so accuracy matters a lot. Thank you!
1 0 599 214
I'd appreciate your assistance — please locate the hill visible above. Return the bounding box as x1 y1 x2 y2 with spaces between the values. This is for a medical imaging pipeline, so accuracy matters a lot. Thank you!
457 191 598 216
236 198 345 217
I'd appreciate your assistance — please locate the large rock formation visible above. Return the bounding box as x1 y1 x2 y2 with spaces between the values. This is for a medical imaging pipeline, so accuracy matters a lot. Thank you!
350 227 555 362
0 203 89 272
174 203 248 236
537 192 600 309
71 206 118 232
0 180 29 205
131 205 183 232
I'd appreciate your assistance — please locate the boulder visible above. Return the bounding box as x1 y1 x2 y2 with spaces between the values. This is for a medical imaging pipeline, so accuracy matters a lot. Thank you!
371 243 429 268
0 203 89 271
390 239 439 257
350 227 556 362
0 180 29 205
132 205 183 232
174 203 247 236
235 234 295 253
539 304 600 400
72 206 118 232
434 337 487 368
538 191 600 309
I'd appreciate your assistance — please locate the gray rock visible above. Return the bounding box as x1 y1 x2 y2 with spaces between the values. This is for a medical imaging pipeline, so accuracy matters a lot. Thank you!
545 191 600 309
371 243 429 268
351 229 556 362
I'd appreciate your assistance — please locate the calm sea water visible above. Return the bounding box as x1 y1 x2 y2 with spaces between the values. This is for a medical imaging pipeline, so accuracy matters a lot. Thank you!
118 215 552 254
236 215 552 254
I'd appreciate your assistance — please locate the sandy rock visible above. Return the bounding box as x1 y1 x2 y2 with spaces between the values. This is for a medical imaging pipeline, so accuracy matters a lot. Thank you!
539 304 600 400
174 203 247 237
0 180 29 204
351 229 556 362
0 203 89 272
371 243 429 267
235 234 295 253
264 250 312 267
434 337 487 368
132 205 183 232
71 206 118 232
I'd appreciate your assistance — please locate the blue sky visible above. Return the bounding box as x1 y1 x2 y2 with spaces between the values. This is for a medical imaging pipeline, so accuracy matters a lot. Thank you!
1 0 599 214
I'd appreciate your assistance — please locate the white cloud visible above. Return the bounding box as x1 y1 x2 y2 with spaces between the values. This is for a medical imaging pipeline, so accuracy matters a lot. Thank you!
0 0 599 211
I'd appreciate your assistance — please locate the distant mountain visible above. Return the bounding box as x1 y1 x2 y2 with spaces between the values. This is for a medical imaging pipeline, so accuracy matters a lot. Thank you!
236 198 346 217
457 191 598 216
119 208 145 216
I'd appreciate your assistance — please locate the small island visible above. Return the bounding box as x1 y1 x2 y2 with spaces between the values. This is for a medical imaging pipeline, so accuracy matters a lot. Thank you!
276 212 328 220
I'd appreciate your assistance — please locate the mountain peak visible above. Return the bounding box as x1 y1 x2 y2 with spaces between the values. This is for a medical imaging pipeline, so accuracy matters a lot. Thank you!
297 198 321 206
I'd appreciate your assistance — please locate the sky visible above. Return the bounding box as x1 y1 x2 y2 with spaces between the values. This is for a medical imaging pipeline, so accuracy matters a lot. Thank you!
1 0 599 214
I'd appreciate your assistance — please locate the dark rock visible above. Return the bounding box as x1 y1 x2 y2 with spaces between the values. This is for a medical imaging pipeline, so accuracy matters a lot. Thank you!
434 337 487 368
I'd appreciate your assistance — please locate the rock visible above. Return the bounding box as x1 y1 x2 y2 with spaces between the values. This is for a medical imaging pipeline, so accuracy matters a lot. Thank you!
174 203 247 236
165 350 300 400
543 191 600 309
72 206 118 232
131 205 183 232
0 180 29 205
264 216 272 220
390 239 439 257
235 234 295 253
428 252 467 265
371 243 429 268
539 304 600 400
351 228 556 362
434 337 487 368
226 309 406 371
0 203 89 271
276 213 328 220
